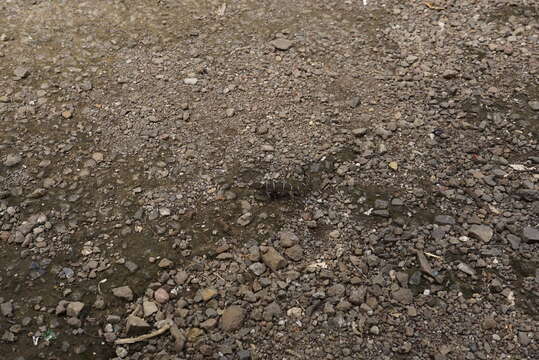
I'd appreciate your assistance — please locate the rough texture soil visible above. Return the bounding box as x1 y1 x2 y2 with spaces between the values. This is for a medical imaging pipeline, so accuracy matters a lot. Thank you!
0 0 538 359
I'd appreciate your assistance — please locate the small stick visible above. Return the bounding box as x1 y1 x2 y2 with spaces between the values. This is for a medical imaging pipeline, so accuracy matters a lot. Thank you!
114 323 172 345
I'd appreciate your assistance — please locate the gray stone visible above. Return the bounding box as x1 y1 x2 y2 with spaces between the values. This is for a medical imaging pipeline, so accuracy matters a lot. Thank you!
327 283 346 297
392 288 414 305
14 67 30 79
270 38 293 50
143 300 158 317
518 332 531 346
237 350 252 360
175 270 189 285
435 215 455 225
4 154 21 167
112 286 134 301
349 287 366 305
285 244 303 261
124 261 138 273
522 227 539 242
183 78 198 85
469 225 493 242
248 262 266 276
278 231 298 248
66 302 85 318
263 302 282 321
262 247 287 271
348 96 361 108
507 234 521 250
529 101 539 111
1 302 13 317
221 306 246 331
116 346 128 358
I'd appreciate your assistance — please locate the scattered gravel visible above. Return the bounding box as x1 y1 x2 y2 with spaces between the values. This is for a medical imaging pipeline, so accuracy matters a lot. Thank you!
0 0 537 359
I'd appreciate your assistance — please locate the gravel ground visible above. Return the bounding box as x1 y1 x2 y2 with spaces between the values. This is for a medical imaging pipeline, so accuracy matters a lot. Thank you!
0 0 538 359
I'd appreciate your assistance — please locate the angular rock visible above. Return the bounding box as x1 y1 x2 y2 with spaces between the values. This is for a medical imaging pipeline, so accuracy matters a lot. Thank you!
270 38 293 51
175 270 188 285
248 262 266 276
263 302 282 321
0 302 13 317
112 286 133 301
468 225 493 242
4 154 21 167
143 300 158 317
66 302 85 318
158 258 173 268
522 227 539 242
14 67 30 79
434 215 455 225
285 244 304 261
221 306 246 331
262 247 287 271
392 288 414 305
126 315 151 335
278 231 298 248
200 288 218 302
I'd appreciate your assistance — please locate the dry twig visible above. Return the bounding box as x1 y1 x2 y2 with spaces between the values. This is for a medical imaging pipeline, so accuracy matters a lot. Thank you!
114 323 172 345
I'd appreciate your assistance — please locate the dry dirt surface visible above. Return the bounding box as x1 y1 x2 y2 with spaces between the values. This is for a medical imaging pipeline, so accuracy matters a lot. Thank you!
1 0 538 359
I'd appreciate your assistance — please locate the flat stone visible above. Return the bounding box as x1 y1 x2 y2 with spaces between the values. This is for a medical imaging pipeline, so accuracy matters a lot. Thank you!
518 332 531 346
237 350 252 360
278 231 298 248
468 225 493 242
248 262 266 276
221 306 246 331
200 318 218 329
435 215 455 225
200 288 218 302
348 96 361 108
285 244 304 261
507 234 521 250
126 315 150 335
158 258 173 268
143 300 158 317
183 78 198 85
270 38 293 50
66 302 85 318
522 227 539 242
112 286 133 301
1 302 13 317
392 288 414 305
528 101 539 111
124 261 138 273
262 247 288 271
481 316 497 330
186 327 204 341
175 270 188 285
4 154 21 167
14 67 30 79
263 302 282 321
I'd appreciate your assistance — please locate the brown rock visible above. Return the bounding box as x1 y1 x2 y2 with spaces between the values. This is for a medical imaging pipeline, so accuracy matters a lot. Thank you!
221 305 246 331
262 247 287 271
